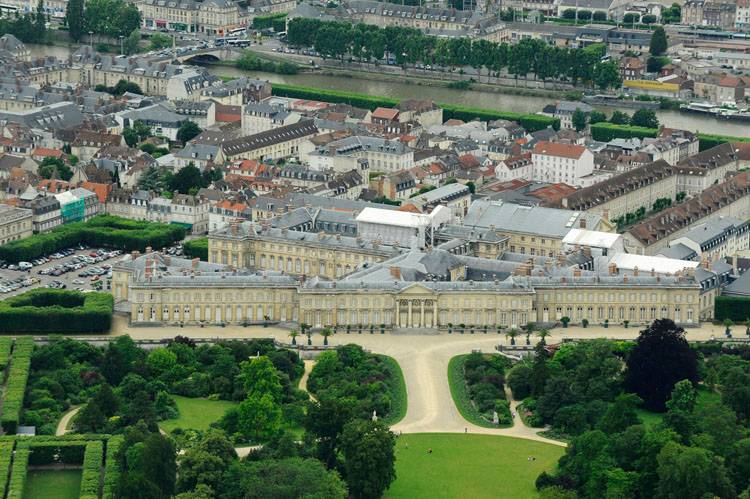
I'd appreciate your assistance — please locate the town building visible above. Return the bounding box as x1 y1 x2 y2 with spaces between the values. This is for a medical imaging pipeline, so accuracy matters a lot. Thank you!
532 141 594 187
0 203 32 245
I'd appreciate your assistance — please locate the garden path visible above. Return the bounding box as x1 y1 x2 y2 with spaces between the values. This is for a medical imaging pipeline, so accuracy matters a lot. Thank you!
55 406 80 436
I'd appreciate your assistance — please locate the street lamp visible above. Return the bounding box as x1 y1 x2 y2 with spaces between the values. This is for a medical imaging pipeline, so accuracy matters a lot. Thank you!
119 35 124 55
88 31 93 51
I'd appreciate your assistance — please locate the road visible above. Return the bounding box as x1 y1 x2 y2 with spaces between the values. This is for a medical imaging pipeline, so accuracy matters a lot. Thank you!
109 318 736 442
56 406 80 436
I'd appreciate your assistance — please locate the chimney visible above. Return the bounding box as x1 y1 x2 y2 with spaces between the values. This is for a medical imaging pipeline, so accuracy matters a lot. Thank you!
732 254 738 274
390 267 402 279
230 223 238 235
633 266 639 277
701 257 710 270
573 268 581 277
146 246 152 254
608 262 617 275
192 257 200 270
131 250 140 261
318 231 325 240
579 217 586 229
144 257 152 278
623 274 628 283
651 267 656 277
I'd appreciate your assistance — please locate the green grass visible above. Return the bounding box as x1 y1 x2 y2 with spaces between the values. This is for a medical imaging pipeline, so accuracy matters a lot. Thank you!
448 354 512 429
159 395 238 433
386 433 563 499
635 387 721 428
378 354 408 426
24 470 81 499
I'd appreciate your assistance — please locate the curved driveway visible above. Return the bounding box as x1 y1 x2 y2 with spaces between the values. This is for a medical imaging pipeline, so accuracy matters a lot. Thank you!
113 317 728 446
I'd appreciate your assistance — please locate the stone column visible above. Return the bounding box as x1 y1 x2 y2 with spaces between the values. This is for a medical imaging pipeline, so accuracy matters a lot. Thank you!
420 300 425 328
433 300 438 327
396 300 400 327
408 301 413 328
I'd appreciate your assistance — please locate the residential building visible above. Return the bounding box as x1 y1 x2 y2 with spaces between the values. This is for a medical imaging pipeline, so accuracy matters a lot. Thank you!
495 153 533 182
409 183 472 221
682 0 736 29
241 102 301 135
307 136 414 173
531 141 595 187
668 216 750 263
221 120 318 161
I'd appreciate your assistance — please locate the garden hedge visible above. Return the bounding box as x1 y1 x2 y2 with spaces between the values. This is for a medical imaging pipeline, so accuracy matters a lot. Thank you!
697 134 750 152
28 441 87 465
0 214 186 263
590 123 659 142
714 295 750 322
6 447 28 499
0 442 13 499
271 83 560 132
183 237 208 261
103 435 124 499
80 441 104 499
0 289 114 333
1 338 33 434
0 337 12 368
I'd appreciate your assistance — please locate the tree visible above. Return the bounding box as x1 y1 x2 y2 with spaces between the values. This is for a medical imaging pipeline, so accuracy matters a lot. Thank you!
647 56 666 73
340 419 396 499
238 356 283 402
169 164 204 195
66 0 84 41
176 450 225 494
656 441 735 499
305 396 356 469
666 379 696 414
624 319 698 412
237 393 282 441
588 110 607 124
74 399 106 432
146 348 178 377
610 110 630 125
572 108 588 132
650 26 667 57
37 157 73 181
631 108 659 129
123 29 141 56
722 368 750 423
219 457 347 499
320 327 332 346
594 60 622 90
149 33 171 50
597 393 642 434
120 433 177 499
176 121 202 144
103 335 144 385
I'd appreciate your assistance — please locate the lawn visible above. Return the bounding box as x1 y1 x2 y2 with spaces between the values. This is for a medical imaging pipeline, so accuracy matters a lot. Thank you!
378 354 408 425
385 433 564 499
159 395 238 432
24 470 81 499
635 386 721 428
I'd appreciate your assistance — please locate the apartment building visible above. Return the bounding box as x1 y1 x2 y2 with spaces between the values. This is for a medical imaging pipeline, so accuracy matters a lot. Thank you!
221 120 318 161
532 141 594 187
307 136 414 173
241 102 301 135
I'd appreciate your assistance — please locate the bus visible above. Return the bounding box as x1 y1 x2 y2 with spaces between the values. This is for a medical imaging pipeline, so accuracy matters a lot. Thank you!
229 27 247 36
227 38 251 47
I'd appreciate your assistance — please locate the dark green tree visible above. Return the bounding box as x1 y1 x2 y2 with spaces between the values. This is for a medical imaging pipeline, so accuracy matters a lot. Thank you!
572 108 588 132
650 26 668 57
609 110 630 125
169 164 204 195
588 110 607 124
176 121 202 144
340 419 396 499
624 319 698 412
631 108 660 129
66 0 84 41
37 157 73 181
656 441 735 499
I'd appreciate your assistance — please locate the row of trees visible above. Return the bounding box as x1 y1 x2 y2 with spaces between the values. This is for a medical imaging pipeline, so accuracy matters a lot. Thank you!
0 0 47 44
287 18 622 89
66 0 141 41
138 163 222 196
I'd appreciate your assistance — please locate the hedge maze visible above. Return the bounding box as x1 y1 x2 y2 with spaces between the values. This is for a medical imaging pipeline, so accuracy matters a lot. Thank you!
0 435 122 499
0 337 33 434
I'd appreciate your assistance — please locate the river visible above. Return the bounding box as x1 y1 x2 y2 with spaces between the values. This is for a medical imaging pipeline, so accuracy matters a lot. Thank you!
28 44 750 137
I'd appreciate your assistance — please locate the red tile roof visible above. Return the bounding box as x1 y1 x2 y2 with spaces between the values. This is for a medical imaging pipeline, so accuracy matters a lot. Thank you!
80 181 112 204
32 147 63 159
372 107 399 120
533 141 586 160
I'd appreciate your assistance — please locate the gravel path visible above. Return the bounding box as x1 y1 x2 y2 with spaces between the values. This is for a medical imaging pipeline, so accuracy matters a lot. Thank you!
55 406 80 436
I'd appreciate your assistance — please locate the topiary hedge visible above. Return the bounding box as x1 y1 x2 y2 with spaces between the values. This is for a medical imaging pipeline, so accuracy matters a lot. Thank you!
183 237 208 261
103 436 124 499
0 214 186 263
715 295 750 322
697 134 750 152
79 441 104 499
1 338 33 434
0 442 13 499
271 83 560 132
0 289 114 334
5 446 28 499
28 441 87 465
590 122 659 142
0 337 12 369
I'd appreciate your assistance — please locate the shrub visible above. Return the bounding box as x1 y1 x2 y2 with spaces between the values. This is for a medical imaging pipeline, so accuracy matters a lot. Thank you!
28 442 86 465
2 338 34 434
0 289 113 333
448 353 513 427
697 134 750 152
0 214 185 263
80 441 104 499
0 337 12 368
590 122 658 142
183 237 208 261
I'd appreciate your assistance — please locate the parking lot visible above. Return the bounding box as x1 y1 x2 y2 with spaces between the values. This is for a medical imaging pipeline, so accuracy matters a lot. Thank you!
0 247 123 297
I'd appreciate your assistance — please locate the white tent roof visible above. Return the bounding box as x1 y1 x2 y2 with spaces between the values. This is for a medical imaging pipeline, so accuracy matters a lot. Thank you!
563 228 622 249
609 253 699 275
356 207 432 228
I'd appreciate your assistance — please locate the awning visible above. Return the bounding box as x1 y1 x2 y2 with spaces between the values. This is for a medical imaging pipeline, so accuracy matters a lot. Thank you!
170 221 193 229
